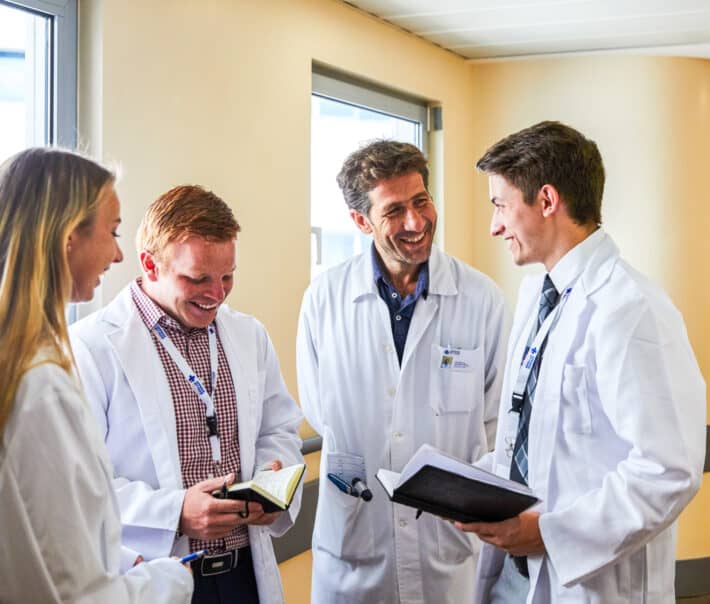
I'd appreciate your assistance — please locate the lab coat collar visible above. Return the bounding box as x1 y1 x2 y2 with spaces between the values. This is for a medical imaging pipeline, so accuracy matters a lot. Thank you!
548 227 605 293
349 245 456 302
541 228 618 302
577 230 619 297
427 246 457 296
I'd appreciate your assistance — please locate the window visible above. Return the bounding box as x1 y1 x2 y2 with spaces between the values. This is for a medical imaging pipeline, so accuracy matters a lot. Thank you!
310 68 428 279
1 0 78 318
0 0 77 164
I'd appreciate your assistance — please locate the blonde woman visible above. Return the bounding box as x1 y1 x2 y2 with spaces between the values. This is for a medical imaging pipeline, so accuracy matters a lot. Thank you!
0 148 193 603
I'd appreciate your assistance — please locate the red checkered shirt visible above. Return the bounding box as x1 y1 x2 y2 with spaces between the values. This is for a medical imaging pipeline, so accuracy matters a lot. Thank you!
130 279 249 552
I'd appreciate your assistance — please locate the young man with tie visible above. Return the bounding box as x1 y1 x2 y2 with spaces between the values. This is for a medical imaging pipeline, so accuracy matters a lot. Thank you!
460 121 706 603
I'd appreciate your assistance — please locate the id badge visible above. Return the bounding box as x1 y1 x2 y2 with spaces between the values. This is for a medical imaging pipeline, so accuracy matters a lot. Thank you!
438 346 476 372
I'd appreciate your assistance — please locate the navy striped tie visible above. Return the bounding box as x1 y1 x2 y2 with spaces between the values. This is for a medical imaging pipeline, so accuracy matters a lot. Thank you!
509 275 559 578
510 274 559 484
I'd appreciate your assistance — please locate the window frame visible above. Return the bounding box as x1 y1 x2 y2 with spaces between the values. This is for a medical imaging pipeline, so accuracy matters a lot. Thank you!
2 0 77 148
312 65 429 154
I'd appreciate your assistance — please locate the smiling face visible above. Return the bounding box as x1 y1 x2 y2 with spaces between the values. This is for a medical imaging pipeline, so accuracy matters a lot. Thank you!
66 186 124 302
488 173 548 267
141 236 236 329
351 171 436 282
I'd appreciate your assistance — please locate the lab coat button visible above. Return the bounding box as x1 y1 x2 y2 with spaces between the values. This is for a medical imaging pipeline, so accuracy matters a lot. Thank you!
399 519 407 528
387 387 396 397
393 431 403 439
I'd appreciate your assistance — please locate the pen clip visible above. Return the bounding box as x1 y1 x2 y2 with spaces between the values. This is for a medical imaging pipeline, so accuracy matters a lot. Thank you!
327 473 353 496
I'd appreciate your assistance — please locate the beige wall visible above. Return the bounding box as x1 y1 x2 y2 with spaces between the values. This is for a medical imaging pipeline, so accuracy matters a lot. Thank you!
79 0 477 414
80 1 709 561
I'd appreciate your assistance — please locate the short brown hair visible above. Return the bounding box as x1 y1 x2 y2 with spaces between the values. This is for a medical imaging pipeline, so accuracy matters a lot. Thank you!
336 140 429 215
476 121 604 226
137 185 240 257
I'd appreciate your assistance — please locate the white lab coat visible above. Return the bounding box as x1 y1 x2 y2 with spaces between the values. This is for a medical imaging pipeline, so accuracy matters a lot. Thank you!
69 285 304 604
297 245 508 603
474 231 706 604
0 359 193 603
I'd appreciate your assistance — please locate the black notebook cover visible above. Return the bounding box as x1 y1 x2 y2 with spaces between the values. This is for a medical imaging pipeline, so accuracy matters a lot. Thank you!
384 464 538 523
218 489 286 514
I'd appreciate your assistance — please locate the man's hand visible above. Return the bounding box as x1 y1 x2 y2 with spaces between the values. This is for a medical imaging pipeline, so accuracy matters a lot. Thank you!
454 511 545 556
241 459 284 526
258 459 283 472
179 474 267 540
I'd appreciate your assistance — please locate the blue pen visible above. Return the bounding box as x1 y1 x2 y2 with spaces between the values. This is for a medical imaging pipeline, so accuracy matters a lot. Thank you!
327 473 353 495
180 549 208 564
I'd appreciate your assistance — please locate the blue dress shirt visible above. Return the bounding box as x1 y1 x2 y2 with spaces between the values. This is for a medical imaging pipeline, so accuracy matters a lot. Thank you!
371 244 429 365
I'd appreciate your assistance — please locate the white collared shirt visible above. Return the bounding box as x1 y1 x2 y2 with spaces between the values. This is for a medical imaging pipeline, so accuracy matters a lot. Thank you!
548 227 605 293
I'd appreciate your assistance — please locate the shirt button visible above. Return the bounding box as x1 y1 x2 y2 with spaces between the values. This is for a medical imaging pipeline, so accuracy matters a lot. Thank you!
395 314 402 321
388 387 397 397
391 292 398 299
399 519 407 528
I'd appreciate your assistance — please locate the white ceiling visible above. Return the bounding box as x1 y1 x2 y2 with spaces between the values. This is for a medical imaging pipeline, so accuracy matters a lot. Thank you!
345 0 710 61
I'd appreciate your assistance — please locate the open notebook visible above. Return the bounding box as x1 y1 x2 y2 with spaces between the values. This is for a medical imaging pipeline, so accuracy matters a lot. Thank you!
213 463 306 513
376 444 538 523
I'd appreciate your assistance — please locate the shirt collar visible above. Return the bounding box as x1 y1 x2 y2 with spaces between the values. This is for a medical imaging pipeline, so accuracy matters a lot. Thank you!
548 227 605 292
130 278 205 336
370 243 429 300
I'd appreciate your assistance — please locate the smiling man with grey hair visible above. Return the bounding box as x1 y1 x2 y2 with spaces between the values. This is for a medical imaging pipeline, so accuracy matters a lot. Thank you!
297 139 509 603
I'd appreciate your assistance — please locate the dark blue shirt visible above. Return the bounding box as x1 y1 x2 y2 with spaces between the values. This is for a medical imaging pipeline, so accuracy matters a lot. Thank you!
372 244 429 365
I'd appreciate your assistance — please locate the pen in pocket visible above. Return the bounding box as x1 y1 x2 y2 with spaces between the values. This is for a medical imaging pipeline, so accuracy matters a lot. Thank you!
327 473 353 495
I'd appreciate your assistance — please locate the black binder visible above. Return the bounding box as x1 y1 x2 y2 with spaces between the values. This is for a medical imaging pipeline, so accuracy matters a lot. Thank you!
376 445 539 523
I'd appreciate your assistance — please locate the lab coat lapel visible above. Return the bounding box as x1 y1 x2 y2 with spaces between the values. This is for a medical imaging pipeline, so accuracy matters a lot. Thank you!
400 247 452 371
529 236 619 494
528 287 585 496
215 309 256 480
401 296 437 372
104 288 182 489
349 251 399 363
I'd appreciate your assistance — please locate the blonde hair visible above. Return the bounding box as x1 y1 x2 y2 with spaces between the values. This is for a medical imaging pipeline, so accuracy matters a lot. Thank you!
0 148 114 435
136 184 240 260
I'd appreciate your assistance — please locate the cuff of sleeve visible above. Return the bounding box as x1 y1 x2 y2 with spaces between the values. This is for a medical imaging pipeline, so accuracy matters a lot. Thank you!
120 545 142 574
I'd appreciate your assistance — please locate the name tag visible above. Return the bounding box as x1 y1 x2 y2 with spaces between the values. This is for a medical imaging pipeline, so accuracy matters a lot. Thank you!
438 346 475 372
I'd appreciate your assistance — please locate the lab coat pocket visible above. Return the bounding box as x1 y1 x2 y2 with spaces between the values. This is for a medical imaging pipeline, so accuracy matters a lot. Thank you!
433 516 476 563
429 345 483 415
315 478 375 561
560 364 592 434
